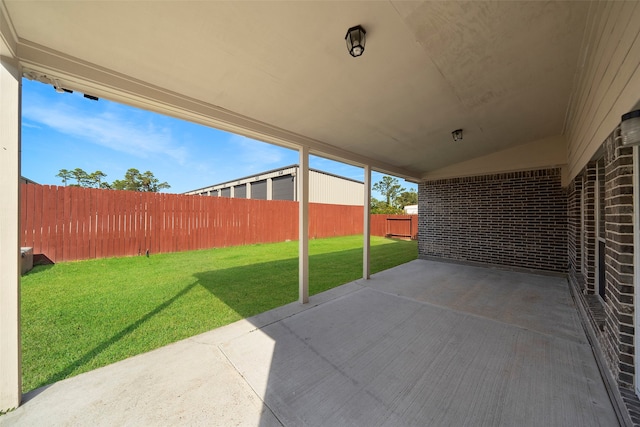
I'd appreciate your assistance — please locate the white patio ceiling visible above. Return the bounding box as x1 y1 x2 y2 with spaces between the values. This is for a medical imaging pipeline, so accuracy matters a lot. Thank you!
1 1 589 181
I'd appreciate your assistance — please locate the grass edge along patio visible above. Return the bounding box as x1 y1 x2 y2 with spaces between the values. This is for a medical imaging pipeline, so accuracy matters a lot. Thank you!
21 235 417 394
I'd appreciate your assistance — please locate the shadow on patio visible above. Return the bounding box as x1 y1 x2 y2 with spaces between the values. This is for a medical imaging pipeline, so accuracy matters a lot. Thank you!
0 260 619 426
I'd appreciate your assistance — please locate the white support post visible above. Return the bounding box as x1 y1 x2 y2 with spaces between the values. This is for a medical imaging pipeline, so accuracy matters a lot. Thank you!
0 55 22 412
363 165 371 280
634 145 640 398
299 147 309 303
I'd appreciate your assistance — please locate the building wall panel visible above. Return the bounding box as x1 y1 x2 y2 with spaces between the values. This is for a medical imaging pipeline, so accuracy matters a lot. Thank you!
272 175 295 201
566 1 640 181
234 184 247 199
252 180 267 200
309 170 363 206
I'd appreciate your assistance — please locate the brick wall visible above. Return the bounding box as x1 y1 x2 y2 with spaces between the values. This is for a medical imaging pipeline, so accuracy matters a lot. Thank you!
583 162 597 293
418 168 567 272
603 134 635 388
567 176 583 282
567 131 636 390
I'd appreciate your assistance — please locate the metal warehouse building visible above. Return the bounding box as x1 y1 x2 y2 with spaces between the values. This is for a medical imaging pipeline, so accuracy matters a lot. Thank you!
185 165 363 206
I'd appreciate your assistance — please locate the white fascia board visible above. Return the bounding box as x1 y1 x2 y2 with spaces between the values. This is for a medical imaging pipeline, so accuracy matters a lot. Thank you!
16 40 422 182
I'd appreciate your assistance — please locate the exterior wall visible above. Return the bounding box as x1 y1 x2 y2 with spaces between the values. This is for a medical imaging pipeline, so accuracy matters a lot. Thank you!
604 135 635 388
424 135 569 184
583 162 597 293
19 176 38 185
568 131 636 390
567 175 583 285
418 168 566 272
185 165 364 206
566 1 640 182
309 169 363 206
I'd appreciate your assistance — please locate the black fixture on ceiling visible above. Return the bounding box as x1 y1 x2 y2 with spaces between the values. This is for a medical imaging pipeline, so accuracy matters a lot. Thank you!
345 25 366 58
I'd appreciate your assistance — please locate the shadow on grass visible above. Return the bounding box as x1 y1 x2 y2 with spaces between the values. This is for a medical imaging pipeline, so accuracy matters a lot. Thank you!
36 238 416 390
38 281 200 389
22 264 55 276
193 239 417 318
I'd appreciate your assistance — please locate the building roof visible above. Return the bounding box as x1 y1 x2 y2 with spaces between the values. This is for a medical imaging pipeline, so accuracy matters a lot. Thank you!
185 165 362 194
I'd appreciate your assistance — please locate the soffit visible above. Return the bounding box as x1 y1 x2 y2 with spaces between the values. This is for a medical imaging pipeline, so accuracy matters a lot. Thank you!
3 1 589 179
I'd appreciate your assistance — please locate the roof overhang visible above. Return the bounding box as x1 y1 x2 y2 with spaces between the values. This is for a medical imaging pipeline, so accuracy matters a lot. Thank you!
1 1 591 182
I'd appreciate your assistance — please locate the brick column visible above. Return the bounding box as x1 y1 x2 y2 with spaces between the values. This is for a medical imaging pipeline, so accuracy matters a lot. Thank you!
567 177 583 281
583 162 597 293
603 134 635 388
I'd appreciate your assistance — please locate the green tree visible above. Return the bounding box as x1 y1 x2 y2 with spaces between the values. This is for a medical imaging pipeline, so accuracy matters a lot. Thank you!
56 169 72 186
139 170 171 192
89 170 107 188
111 168 170 192
396 189 418 209
70 168 91 187
370 197 403 214
372 176 403 207
55 168 169 192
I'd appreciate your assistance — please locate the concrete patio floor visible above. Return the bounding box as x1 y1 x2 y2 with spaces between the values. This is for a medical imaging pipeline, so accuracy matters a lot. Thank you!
1 259 620 426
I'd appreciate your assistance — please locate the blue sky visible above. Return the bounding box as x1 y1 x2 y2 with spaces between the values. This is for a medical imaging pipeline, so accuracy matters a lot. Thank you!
21 79 416 198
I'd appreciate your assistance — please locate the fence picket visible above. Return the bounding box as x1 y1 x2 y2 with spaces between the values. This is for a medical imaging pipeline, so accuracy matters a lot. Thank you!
20 184 417 262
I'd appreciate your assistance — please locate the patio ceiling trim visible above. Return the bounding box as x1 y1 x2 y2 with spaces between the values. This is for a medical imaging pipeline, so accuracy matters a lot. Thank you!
0 5 16 58
15 38 422 183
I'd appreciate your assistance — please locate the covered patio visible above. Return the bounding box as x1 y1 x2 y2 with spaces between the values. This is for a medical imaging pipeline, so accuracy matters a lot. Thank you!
2 1 640 422
0 260 621 426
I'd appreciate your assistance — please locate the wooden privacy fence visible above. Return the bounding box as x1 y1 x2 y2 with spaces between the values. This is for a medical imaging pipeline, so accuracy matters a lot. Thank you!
20 184 417 263
370 214 419 240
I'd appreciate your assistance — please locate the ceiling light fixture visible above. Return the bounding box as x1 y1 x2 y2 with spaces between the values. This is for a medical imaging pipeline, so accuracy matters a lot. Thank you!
621 110 640 146
452 129 463 142
345 25 366 57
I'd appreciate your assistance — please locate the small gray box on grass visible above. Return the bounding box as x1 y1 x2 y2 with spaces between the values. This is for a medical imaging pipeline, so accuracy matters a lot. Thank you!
21 247 33 275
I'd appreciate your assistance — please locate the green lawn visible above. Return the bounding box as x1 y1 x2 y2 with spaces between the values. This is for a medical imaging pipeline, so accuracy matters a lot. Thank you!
21 235 417 393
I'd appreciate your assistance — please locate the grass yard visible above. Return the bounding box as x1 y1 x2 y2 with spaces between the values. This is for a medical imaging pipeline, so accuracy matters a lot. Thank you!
21 235 417 393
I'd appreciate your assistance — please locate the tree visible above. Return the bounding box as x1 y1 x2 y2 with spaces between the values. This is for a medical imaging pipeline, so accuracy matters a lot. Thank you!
54 168 169 192
396 189 418 209
56 168 109 188
373 176 403 207
370 197 403 214
69 168 92 187
139 170 171 192
111 168 170 192
90 170 107 188
56 169 72 186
